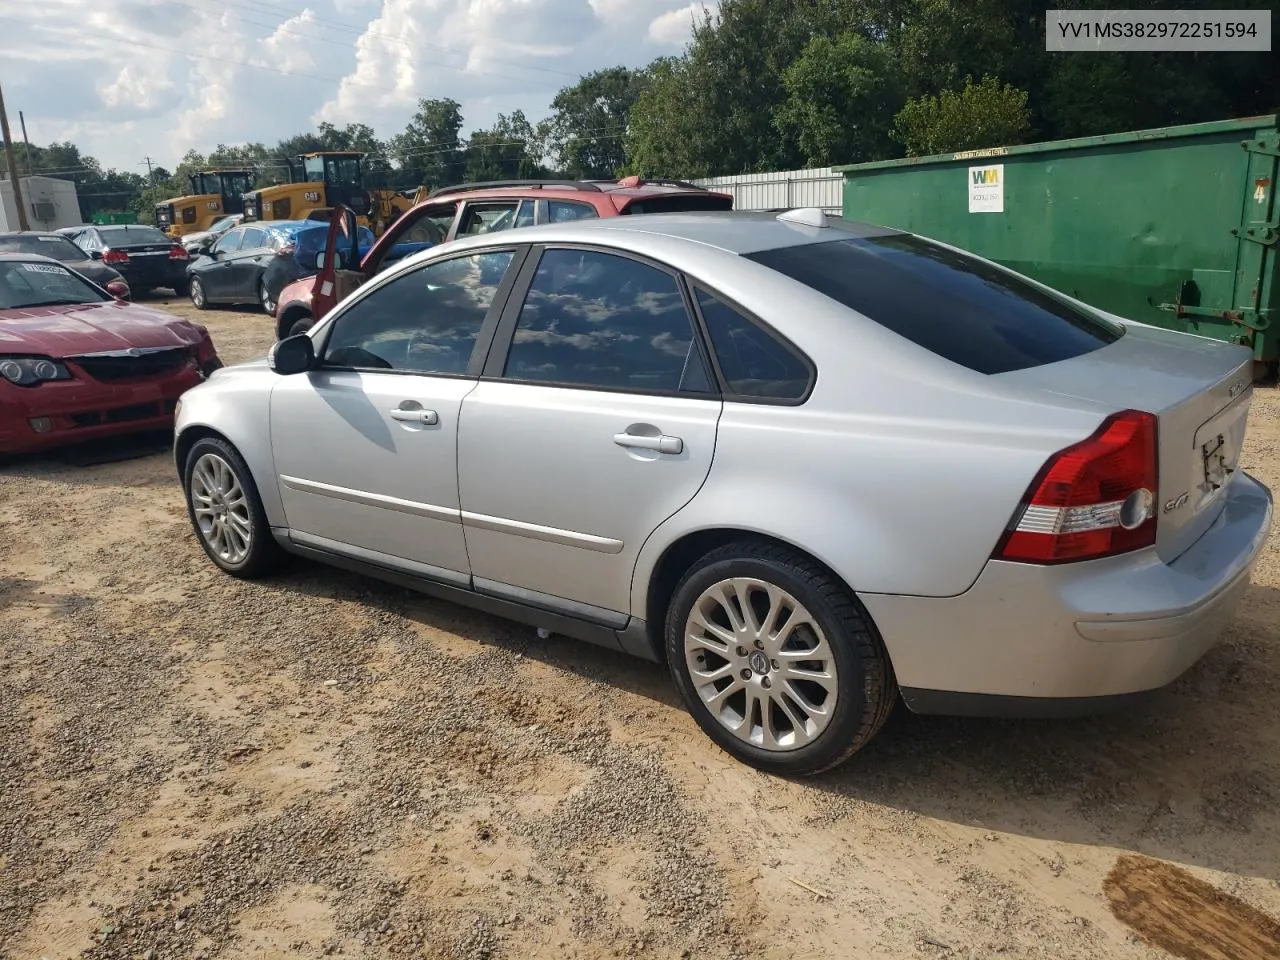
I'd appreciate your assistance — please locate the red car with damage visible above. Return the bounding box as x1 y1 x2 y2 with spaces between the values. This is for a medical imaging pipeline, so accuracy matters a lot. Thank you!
0 252 222 455
272 176 733 339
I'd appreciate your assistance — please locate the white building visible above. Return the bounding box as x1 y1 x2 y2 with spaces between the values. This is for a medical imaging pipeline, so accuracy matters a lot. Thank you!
0 176 83 232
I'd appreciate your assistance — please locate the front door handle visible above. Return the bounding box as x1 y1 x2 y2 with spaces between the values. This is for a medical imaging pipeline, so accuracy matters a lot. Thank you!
390 408 438 425
614 432 683 455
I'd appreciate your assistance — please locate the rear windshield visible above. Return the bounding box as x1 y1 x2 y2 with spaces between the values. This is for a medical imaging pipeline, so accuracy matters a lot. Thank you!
622 194 733 215
0 235 86 262
746 235 1123 375
98 226 172 245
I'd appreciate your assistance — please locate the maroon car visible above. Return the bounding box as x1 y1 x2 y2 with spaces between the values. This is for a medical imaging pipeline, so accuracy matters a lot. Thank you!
0 252 222 455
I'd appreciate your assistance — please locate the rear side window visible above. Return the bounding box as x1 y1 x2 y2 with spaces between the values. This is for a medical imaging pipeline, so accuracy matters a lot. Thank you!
503 249 712 394
746 235 1123 375
695 289 812 400
547 201 598 223
622 194 733 215
240 227 267 249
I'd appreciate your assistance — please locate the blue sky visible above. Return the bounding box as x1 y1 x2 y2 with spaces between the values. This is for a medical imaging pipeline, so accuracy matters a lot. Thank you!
0 0 713 174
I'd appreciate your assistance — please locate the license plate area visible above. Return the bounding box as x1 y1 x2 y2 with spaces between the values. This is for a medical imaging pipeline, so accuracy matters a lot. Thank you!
1192 394 1249 511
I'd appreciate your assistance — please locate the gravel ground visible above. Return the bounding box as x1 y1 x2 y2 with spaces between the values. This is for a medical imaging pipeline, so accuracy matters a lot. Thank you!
3 297 1280 959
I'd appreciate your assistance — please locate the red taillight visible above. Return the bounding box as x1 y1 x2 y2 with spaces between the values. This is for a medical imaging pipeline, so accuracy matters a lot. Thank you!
996 410 1159 564
101 248 129 265
169 245 189 261
275 242 296 258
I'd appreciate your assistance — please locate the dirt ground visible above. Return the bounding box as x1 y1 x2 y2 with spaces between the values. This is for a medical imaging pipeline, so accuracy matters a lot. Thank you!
3 297 1280 960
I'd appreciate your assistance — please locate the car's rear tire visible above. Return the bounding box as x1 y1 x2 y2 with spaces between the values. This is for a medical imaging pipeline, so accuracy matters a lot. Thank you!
665 540 896 776
182 436 283 578
259 277 276 315
190 277 208 310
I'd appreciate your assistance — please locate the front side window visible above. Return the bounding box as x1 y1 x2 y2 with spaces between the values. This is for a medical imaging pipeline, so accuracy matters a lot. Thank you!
695 288 812 400
503 248 712 394
746 235 1124 375
459 202 519 236
514 200 535 228
547 201 598 223
212 230 243 255
0 261 107 309
239 227 267 250
323 250 515 376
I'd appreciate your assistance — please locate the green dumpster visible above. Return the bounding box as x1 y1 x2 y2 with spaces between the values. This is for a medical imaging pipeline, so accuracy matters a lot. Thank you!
836 115 1279 365
91 211 139 225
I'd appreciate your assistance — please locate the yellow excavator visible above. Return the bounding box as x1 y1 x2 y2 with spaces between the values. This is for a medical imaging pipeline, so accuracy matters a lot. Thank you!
155 170 254 239
241 152 425 236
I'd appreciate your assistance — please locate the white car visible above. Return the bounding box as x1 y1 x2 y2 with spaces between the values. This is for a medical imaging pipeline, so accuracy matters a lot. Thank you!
172 209 1272 774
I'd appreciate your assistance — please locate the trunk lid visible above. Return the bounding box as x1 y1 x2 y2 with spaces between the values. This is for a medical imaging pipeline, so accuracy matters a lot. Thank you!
996 323 1255 563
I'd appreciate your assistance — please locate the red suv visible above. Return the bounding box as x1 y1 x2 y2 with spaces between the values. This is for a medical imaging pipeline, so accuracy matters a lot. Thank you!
272 176 733 338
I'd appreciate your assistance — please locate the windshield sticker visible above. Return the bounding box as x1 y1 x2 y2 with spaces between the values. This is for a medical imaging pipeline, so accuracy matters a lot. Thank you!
21 263 71 275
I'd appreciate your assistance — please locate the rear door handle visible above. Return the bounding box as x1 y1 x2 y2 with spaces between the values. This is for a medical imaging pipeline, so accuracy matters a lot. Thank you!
614 433 683 455
390 408 438 425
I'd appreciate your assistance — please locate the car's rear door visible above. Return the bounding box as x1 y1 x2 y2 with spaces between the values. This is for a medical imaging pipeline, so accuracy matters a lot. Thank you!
226 226 271 299
456 244 723 623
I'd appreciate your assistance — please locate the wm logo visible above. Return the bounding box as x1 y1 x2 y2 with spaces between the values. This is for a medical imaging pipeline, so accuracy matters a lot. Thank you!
971 168 1000 185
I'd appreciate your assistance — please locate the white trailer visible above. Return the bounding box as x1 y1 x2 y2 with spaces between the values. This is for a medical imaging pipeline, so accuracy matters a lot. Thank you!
0 175 84 232
693 167 843 214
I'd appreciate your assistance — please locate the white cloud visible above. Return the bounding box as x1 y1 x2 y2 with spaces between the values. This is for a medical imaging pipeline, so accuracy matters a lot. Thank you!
0 0 701 175
647 1 713 45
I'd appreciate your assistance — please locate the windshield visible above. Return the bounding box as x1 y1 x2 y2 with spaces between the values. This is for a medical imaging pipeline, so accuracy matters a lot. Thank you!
0 261 107 308
746 234 1123 375
325 156 362 186
98 226 172 245
0 235 87 262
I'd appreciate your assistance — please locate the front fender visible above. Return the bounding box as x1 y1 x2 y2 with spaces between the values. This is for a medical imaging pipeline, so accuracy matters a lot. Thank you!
175 364 284 528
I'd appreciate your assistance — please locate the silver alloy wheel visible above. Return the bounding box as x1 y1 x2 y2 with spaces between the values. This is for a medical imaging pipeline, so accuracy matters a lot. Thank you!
259 278 275 314
191 278 205 308
189 452 252 565
684 577 838 751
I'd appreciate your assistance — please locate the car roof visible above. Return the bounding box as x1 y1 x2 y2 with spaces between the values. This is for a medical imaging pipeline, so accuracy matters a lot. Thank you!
427 177 731 205
0 231 75 239
444 210 901 256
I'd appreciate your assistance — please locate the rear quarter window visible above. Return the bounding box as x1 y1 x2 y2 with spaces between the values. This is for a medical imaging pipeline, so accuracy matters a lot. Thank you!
746 235 1123 375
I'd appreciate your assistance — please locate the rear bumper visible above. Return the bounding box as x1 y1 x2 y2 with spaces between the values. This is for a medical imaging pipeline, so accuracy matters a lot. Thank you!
0 368 204 454
862 471 1273 713
117 261 188 290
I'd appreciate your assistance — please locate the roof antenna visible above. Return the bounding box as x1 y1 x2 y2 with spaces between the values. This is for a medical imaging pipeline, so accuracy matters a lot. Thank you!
776 208 828 228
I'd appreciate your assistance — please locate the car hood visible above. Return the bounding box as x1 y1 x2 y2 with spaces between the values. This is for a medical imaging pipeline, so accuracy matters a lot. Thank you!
0 301 208 358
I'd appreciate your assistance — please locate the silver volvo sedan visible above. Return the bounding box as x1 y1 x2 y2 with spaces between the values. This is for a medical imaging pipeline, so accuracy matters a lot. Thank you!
173 209 1273 775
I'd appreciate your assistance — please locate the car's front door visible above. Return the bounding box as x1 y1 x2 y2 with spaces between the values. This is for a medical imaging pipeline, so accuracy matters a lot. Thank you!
457 245 723 622
226 225 269 298
201 229 244 299
270 246 522 581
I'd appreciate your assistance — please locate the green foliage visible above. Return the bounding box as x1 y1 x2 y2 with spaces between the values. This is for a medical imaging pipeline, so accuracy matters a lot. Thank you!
541 67 649 179
390 98 464 191
464 111 547 182
776 33 904 166
622 58 709 179
893 76 1031 157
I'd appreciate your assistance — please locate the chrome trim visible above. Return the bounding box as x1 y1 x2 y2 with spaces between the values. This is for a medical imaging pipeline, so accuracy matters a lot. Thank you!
69 345 187 359
459 509 624 554
279 474 460 523
286 530 470 587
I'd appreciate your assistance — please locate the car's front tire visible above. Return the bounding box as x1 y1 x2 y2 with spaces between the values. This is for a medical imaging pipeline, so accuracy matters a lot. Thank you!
182 436 283 578
190 277 208 310
259 276 276 315
665 540 896 776
288 314 313 338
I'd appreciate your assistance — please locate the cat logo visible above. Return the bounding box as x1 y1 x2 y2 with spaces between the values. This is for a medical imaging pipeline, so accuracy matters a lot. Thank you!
1163 492 1189 514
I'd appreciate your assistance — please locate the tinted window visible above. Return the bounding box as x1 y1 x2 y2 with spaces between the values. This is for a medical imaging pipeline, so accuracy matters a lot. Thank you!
503 249 711 393
239 227 267 249
548 201 598 223
696 289 811 400
323 251 514 375
98 226 171 245
746 235 1123 375
622 194 733 215
460 203 519 236
515 200 535 228
0 235 87 262
212 230 243 255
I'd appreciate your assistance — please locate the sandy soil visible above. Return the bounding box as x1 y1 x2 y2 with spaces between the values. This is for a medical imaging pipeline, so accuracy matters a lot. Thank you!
3 297 1280 960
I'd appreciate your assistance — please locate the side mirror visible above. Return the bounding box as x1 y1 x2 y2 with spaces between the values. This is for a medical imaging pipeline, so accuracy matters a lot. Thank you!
314 251 325 270
197 243 212 256
105 279 130 300
268 333 315 375
89 250 103 260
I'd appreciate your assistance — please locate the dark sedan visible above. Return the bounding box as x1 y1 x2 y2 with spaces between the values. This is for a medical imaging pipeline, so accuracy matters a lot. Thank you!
186 220 374 314
0 231 129 296
57 224 190 298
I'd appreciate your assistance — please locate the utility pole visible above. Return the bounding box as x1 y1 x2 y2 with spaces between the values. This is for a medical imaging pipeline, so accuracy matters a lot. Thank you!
0 81 30 230
141 155 154 182
18 110 32 176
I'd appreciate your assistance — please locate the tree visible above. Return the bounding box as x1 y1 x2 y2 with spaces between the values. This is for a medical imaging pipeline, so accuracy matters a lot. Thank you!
775 33 904 166
390 98 464 190
622 58 710 178
893 76 1031 157
464 111 546 182
541 67 649 179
